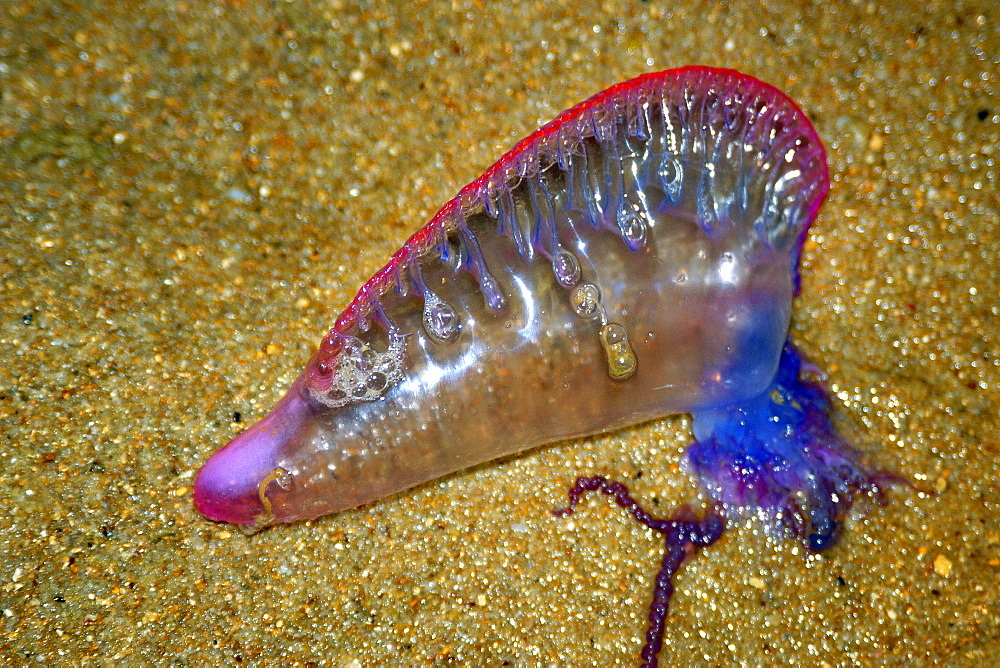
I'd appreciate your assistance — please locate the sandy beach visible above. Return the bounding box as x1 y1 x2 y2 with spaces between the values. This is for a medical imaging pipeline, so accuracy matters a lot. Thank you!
1 1 997 664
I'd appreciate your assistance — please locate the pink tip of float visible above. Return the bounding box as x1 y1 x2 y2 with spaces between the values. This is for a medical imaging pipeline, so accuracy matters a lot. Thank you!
193 438 270 526
193 377 312 526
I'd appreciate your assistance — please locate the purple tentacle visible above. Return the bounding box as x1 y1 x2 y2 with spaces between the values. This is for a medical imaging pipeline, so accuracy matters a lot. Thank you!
554 476 724 668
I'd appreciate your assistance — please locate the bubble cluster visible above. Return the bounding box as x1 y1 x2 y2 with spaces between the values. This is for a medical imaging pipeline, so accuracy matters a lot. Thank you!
308 331 406 409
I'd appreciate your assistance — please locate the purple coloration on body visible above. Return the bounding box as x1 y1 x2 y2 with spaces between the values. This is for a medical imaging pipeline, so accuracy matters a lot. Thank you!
195 67 891 666
689 342 885 552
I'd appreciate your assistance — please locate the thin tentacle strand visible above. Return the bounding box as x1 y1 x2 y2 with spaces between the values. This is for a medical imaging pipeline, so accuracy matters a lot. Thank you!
554 476 724 668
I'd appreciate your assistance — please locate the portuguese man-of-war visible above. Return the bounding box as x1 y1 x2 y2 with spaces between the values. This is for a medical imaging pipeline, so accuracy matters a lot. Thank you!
194 67 889 666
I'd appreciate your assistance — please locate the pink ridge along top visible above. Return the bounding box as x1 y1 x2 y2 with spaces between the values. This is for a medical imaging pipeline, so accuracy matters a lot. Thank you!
334 66 827 333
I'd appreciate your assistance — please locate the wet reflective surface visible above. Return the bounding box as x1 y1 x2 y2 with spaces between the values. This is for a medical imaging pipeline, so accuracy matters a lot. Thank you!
195 69 826 527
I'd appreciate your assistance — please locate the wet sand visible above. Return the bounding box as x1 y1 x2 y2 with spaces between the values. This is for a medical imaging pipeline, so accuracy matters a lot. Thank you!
1 1 998 664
